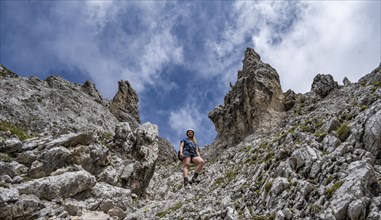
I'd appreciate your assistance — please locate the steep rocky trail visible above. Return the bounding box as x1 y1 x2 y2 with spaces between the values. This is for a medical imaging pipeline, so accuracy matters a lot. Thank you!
129 66 381 219
1 50 381 219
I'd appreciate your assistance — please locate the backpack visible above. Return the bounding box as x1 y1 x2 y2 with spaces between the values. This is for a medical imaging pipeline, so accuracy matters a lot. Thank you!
177 150 182 161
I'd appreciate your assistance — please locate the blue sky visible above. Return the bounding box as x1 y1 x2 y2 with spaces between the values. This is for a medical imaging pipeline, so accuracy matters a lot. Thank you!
1 1 380 149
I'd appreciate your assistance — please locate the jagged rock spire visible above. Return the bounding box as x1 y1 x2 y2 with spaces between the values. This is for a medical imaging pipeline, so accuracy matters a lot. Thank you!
209 48 285 149
109 80 141 128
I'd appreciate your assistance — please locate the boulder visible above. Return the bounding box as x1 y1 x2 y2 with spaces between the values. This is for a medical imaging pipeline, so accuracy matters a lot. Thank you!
311 74 339 98
16 170 96 200
363 109 381 158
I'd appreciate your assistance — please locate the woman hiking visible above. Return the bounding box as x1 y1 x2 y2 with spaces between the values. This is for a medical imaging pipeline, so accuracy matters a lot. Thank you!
179 128 205 188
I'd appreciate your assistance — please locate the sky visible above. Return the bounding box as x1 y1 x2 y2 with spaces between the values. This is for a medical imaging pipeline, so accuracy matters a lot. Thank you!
1 0 380 149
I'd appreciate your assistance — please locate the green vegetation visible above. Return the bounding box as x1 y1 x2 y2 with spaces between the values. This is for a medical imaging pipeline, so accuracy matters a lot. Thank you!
252 214 275 220
155 202 183 218
0 66 18 78
325 180 344 198
0 121 30 141
371 81 381 87
264 181 273 193
226 168 239 182
264 150 274 161
0 153 13 162
336 123 351 141
314 130 328 140
0 182 9 188
325 175 335 185
359 105 368 112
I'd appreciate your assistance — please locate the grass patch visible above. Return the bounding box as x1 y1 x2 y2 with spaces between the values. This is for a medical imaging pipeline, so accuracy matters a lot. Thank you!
155 202 183 218
0 121 30 141
336 123 351 141
0 182 9 188
314 130 328 139
264 181 273 193
226 169 239 182
359 105 368 111
0 153 13 162
371 81 381 87
325 175 335 185
325 180 344 198
0 65 18 78
252 214 275 220
340 113 355 122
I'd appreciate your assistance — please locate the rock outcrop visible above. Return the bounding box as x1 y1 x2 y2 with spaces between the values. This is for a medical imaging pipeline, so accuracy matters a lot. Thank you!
209 48 285 149
0 121 159 219
0 65 176 219
128 63 381 219
109 80 141 128
0 74 118 135
311 73 339 98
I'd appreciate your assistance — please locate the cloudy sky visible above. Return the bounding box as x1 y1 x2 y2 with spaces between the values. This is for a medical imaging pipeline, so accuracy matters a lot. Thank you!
1 1 380 149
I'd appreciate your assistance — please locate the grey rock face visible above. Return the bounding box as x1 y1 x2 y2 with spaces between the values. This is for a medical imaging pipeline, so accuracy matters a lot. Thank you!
283 89 298 111
363 107 381 159
81 80 106 105
209 48 285 149
109 80 140 128
16 170 96 200
0 64 18 78
0 75 118 134
311 74 339 98
125 57 381 219
359 63 381 85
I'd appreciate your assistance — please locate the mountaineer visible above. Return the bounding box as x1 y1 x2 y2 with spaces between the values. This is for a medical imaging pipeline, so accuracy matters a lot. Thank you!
179 128 205 187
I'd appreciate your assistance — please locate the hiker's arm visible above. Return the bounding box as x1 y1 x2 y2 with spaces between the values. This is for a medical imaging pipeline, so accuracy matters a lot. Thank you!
196 146 200 156
179 141 184 158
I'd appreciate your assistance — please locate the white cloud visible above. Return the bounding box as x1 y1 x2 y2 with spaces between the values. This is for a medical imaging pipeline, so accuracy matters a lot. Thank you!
250 1 380 93
204 1 380 94
46 1 184 98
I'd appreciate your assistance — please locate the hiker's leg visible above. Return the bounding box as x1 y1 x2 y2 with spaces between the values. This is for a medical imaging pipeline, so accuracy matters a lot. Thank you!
183 157 191 186
183 157 191 177
192 156 205 174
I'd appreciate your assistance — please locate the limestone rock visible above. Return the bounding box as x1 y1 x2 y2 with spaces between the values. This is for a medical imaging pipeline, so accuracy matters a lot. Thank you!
363 108 381 159
311 74 339 98
209 48 285 149
109 80 140 128
284 89 298 111
358 63 381 85
16 170 96 200
81 80 106 105
0 64 18 78
0 74 118 134
343 77 352 86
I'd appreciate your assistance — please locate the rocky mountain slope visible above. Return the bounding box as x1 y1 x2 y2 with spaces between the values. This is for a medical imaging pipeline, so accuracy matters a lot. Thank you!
1 48 381 220
129 49 381 220
0 64 176 219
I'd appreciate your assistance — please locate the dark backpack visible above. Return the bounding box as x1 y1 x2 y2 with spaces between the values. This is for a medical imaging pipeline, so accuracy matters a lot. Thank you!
177 150 182 161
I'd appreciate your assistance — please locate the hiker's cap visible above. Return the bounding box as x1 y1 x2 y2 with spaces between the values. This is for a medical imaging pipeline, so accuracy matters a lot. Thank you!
186 128 195 135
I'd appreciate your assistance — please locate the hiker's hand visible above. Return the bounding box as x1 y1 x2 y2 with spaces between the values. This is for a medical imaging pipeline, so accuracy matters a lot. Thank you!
180 153 184 159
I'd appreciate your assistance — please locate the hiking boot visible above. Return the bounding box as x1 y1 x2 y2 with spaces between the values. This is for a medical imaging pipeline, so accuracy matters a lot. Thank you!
190 176 200 184
184 177 190 187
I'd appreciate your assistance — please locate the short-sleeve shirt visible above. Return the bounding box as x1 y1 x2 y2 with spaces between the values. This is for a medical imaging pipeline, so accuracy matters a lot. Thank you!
181 138 198 155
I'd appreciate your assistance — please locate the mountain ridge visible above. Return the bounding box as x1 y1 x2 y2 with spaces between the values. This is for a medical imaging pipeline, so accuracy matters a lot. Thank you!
1 49 381 219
